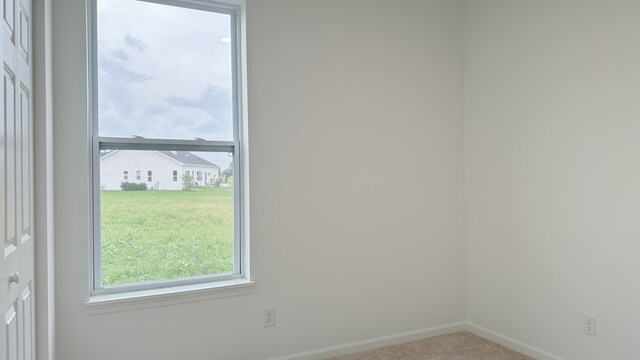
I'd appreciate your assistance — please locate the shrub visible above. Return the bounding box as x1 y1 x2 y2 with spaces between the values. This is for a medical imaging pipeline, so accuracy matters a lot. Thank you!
182 174 195 190
120 182 148 191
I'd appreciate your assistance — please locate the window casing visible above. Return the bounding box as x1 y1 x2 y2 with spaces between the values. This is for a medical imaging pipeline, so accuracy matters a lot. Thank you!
123 171 128 180
89 0 245 295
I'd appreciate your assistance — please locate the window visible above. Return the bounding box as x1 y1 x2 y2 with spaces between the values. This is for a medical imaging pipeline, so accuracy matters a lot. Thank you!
91 0 245 295
123 171 128 180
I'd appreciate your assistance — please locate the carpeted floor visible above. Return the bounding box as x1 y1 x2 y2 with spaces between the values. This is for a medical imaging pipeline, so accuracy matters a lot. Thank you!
328 332 533 360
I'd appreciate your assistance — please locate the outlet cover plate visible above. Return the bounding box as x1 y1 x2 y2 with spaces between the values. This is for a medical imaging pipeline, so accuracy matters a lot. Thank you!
583 314 596 336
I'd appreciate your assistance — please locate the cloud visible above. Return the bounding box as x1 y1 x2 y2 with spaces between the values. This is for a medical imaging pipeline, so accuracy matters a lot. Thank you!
99 54 153 83
165 85 233 139
111 48 129 62
165 86 231 113
143 104 170 116
125 33 147 51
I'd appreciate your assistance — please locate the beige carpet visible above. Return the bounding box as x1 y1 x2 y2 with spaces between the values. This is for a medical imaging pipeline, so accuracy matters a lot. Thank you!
328 332 533 360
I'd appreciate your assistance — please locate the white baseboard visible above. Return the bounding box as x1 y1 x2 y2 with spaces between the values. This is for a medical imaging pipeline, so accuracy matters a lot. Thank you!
265 321 567 360
465 322 566 360
266 322 466 360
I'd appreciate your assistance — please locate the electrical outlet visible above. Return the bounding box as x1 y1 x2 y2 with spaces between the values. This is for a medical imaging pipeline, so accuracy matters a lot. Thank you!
264 308 276 328
584 314 596 336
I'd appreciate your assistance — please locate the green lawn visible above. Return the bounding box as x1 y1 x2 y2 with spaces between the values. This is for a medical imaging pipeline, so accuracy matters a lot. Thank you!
100 187 234 286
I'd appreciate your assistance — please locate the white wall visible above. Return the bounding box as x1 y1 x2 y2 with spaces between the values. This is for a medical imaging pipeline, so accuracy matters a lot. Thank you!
465 1 640 359
52 0 464 359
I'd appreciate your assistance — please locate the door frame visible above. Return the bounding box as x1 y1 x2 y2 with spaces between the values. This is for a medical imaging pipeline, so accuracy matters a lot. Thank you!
33 0 54 359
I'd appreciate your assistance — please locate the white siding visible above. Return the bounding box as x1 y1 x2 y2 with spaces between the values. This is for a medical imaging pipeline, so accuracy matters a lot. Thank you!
100 150 183 190
183 165 219 187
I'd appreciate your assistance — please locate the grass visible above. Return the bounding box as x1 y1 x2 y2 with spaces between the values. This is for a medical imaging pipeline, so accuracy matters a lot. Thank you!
100 187 234 286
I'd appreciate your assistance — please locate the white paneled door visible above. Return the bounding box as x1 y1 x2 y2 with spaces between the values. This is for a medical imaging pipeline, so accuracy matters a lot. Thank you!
0 0 33 359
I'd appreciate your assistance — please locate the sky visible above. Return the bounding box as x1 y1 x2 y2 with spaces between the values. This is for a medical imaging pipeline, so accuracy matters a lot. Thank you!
97 0 234 169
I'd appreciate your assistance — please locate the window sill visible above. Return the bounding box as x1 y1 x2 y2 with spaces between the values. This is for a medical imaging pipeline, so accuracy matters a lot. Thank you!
85 278 254 315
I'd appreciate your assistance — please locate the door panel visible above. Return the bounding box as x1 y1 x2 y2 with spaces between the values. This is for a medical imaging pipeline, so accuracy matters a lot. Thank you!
3 0 13 34
3 304 18 360
4 68 15 248
17 4 26 62
20 285 32 360
19 85 28 237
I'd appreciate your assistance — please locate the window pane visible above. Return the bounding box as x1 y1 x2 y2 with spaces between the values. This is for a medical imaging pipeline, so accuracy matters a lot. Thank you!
96 0 234 140
99 149 235 287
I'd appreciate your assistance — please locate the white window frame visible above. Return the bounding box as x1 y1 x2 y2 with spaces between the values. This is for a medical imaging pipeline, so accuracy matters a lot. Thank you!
88 0 246 296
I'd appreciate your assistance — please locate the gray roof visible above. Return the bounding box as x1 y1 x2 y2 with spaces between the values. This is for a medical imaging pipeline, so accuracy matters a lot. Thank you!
159 151 219 168
100 149 220 168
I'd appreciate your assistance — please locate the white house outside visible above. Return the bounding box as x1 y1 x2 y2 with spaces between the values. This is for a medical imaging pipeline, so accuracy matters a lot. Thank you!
100 150 221 190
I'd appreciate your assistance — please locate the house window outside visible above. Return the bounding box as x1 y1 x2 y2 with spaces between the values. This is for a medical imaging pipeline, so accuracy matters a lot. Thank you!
123 171 128 180
91 0 245 294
